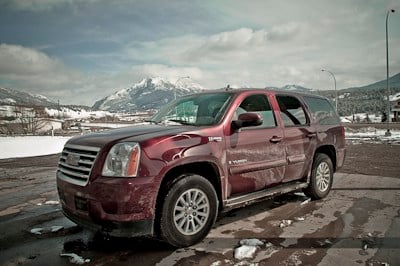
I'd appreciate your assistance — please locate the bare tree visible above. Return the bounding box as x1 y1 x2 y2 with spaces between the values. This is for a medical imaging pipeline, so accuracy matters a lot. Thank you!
4 104 49 135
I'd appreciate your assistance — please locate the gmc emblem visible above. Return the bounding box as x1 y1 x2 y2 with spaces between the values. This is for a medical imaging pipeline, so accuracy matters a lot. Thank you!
66 154 80 166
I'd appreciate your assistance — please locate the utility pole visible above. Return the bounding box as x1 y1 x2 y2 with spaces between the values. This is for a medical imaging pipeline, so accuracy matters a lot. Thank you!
321 69 338 111
385 9 395 137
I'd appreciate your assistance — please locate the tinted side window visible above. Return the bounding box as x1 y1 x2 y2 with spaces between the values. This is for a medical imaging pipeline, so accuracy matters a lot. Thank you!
276 95 307 126
234 94 276 128
303 96 340 125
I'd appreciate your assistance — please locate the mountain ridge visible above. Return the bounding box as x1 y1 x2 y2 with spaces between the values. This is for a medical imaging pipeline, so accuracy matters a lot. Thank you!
92 77 205 112
2 73 400 116
0 87 56 107
344 73 400 92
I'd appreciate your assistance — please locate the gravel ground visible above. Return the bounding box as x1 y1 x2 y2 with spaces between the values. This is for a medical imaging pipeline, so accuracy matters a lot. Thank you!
339 143 400 178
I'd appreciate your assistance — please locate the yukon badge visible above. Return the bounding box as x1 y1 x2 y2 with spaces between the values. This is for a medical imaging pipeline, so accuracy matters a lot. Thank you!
229 159 248 165
208 136 222 142
66 153 80 166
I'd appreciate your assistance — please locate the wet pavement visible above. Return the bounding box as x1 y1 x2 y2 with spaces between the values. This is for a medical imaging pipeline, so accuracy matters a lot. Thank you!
1 172 400 265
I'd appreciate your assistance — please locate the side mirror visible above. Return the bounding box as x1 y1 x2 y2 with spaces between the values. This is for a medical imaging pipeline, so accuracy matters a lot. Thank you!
232 112 263 129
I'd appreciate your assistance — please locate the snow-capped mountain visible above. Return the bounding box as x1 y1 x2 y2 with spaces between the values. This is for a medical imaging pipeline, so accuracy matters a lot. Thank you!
278 84 313 92
92 77 204 112
0 87 56 106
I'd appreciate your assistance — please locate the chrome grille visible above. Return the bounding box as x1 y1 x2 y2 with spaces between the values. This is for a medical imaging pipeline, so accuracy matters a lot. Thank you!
58 144 100 186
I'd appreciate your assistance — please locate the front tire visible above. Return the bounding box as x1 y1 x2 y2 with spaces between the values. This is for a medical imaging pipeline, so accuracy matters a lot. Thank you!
304 153 333 199
159 174 218 247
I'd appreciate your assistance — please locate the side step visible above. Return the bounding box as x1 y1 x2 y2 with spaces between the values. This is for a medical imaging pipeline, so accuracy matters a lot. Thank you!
223 181 309 211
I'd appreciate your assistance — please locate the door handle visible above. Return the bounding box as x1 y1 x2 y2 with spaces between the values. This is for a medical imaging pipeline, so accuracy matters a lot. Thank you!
307 132 317 138
270 136 282 143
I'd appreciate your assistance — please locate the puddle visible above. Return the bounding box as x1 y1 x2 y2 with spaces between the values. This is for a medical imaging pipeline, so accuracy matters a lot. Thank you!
61 233 175 265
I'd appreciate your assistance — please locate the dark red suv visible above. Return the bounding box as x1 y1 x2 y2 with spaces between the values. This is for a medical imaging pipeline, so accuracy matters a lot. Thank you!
57 89 345 247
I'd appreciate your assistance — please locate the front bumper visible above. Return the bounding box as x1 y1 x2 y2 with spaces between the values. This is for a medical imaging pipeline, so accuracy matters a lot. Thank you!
57 171 159 237
62 206 154 237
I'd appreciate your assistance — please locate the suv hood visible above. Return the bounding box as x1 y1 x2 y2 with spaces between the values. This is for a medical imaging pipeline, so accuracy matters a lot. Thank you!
66 124 191 148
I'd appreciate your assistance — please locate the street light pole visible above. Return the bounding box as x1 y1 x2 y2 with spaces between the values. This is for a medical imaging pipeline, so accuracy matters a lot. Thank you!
385 9 395 137
174 76 190 100
321 69 337 111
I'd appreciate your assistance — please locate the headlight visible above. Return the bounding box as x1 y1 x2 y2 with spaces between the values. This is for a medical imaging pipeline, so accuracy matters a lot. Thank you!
102 142 141 177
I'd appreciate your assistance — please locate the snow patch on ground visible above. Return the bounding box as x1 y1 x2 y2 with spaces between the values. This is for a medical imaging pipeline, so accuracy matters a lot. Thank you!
60 253 90 265
234 245 258 260
345 127 400 144
0 136 71 159
210 260 232 266
239 239 264 246
30 226 64 235
45 107 112 120
30 228 44 235
234 239 265 260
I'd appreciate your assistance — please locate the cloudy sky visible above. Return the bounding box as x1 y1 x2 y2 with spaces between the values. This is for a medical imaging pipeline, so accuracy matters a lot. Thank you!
0 0 399 105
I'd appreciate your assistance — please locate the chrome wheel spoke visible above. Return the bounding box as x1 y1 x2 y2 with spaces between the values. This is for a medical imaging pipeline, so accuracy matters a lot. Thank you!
174 212 185 222
193 215 202 225
192 190 199 203
184 218 190 232
197 203 208 210
178 217 186 228
196 195 206 205
196 211 208 217
174 205 185 211
178 197 186 207
190 220 196 232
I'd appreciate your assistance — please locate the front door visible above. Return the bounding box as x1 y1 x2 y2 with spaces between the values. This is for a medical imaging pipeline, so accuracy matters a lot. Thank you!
225 93 286 197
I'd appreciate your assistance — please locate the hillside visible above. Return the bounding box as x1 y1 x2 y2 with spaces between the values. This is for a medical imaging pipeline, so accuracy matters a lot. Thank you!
0 87 56 107
344 73 400 92
316 73 400 115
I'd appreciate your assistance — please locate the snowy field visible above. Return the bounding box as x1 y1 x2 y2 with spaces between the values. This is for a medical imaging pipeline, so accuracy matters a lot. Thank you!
345 127 400 144
1 127 400 159
0 136 71 159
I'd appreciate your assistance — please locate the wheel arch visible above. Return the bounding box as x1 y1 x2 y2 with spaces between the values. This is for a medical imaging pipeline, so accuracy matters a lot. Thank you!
153 161 222 236
314 145 337 171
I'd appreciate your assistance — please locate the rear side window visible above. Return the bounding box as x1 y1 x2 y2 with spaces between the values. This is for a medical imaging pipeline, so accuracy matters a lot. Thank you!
276 95 308 126
303 96 340 125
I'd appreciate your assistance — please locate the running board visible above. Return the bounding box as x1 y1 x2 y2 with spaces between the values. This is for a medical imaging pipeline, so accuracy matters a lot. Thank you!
223 181 309 211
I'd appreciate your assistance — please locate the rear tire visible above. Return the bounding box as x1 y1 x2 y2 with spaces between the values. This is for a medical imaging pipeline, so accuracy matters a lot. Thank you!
304 153 333 199
159 174 218 247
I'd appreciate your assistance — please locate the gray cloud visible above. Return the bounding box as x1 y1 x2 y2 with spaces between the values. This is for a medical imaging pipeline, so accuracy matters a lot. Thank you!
0 44 64 75
0 0 399 106
0 44 207 105
1 0 100 12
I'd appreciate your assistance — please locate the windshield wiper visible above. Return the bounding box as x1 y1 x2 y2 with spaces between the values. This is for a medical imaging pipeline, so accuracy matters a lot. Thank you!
144 119 159 125
164 119 194 126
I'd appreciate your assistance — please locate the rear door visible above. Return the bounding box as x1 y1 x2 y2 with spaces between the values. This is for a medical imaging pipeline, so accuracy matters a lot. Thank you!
225 93 286 196
275 94 315 182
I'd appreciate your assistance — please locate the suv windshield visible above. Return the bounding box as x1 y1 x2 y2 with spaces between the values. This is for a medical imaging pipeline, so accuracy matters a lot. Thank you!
150 92 233 126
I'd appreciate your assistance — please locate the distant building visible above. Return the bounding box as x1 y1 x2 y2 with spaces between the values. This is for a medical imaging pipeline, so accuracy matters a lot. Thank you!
390 92 400 122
